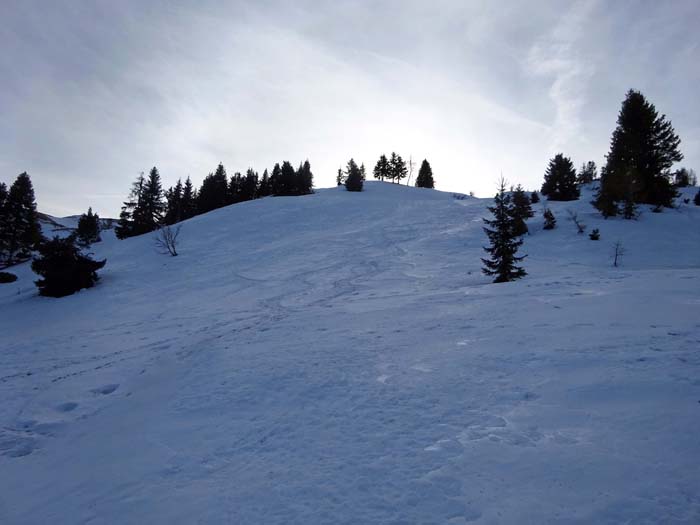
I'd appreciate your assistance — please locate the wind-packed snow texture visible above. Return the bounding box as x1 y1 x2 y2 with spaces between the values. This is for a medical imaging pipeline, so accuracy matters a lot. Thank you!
1 182 699 523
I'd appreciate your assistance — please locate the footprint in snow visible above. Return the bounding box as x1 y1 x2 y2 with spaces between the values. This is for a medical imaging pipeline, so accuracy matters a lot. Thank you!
55 401 78 412
91 384 119 395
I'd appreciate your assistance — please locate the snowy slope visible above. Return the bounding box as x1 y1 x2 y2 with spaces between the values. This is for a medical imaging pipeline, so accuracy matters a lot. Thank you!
1 182 699 524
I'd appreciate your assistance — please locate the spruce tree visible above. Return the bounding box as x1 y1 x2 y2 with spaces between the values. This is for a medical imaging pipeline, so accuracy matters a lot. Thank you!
694 189 700 206
0 182 9 261
389 152 407 184
595 89 682 212
138 167 165 233
541 154 580 201
415 159 435 188
277 161 297 196
530 191 540 204
373 155 390 181
116 173 144 239
32 236 106 297
164 179 184 225
511 184 533 236
76 207 101 246
344 158 364 192
4 172 41 262
270 163 282 195
181 177 197 220
543 209 556 230
577 161 597 185
241 169 258 201
258 169 271 197
482 179 526 283
297 160 314 194
198 164 228 213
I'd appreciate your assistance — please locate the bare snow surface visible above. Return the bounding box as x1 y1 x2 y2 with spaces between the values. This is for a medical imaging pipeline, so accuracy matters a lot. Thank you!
1 182 699 524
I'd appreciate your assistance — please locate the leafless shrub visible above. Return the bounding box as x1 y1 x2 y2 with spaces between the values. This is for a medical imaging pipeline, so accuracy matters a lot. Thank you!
612 241 625 267
567 210 586 234
155 224 181 257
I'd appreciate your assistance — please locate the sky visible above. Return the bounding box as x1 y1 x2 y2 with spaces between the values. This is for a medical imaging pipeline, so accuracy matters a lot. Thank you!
1 0 699 217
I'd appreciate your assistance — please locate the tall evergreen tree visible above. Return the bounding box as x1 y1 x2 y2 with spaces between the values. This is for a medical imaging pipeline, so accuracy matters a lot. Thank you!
594 89 682 213
511 184 533 236
276 161 297 196
3 172 41 262
241 169 258 201
373 154 390 181
336 168 345 186
297 160 314 194
138 167 165 233
76 207 101 246
482 179 526 283
577 161 597 184
164 179 184 225
344 158 364 192
198 163 228 213
0 182 9 261
415 159 435 188
258 169 271 197
541 154 580 201
181 177 197 220
389 152 407 184
270 163 282 195
115 173 145 239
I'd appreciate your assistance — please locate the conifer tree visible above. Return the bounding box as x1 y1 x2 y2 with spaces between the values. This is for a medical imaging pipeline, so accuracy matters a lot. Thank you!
138 167 165 233
32 236 106 297
198 164 228 213
482 179 526 283
541 154 580 201
389 152 407 184
181 177 197 220
530 191 540 204
511 184 533 236
276 161 297 196
116 173 144 239
373 155 390 181
336 168 344 186
76 207 101 246
415 159 435 188
270 163 282 195
694 189 700 206
595 89 682 212
258 169 271 197
359 163 367 182
241 169 258 201
543 209 556 230
3 172 41 262
297 160 314 194
577 161 597 184
0 182 9 261
164 179 184 225
344 158 364 192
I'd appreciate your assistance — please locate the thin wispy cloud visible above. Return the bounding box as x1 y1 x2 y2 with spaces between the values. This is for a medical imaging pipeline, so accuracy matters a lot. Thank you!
0 0 698 216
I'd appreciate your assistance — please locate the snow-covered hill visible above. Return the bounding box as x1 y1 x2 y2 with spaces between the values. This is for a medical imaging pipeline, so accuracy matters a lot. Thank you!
1 182 699 523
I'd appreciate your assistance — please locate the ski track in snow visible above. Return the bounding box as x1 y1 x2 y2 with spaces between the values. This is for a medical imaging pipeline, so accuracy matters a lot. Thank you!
1 182 700 523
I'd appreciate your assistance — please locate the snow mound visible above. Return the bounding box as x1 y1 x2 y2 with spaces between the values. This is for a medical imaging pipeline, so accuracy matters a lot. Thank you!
1 181 699 524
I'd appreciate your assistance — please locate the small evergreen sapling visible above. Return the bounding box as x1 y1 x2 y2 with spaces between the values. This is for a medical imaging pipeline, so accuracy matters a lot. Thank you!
481 179 526 283
543 209 556 230
32 236 106 297
589 228 600 240
530 191 540 204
